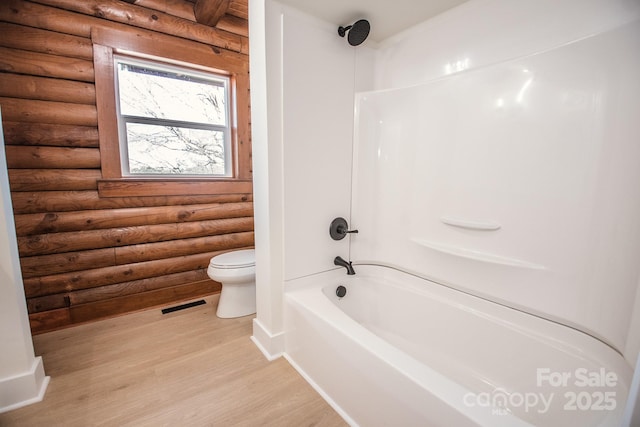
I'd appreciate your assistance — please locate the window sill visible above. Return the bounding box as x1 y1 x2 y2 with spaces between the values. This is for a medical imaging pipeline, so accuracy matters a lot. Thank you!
97 178 253 198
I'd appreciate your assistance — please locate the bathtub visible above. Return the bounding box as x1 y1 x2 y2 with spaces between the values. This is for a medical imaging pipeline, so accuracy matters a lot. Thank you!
283 264 631 427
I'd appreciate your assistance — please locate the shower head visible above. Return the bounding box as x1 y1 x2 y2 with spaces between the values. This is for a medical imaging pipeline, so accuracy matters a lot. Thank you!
338 19 370 46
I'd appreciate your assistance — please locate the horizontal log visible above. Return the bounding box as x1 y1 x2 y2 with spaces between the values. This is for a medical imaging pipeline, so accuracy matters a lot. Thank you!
31 0 248 54
19 231 252 277
68 269 210 304
17 216 254 256
0 22 93 59
8 169 101 192
134 0 196 21
0 46 94 82
24 250 228 296
10 191 251 214
29 307 71 334
0 74 96 105
0 0 94 38
15 201 254 235
21 248 116 279
0 97 98 126
17 223 172 256
115 231 254 264
68 280 219 324
27 293 69 313
2 122 99 148
97 179 252 197
5 146 101 169
216 14 248 38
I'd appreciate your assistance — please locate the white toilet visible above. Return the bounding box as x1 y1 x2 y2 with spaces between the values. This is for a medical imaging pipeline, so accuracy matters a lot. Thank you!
207 249 256 318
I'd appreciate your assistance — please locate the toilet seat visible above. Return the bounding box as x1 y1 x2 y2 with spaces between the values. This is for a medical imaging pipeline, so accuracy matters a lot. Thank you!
209 249 255 269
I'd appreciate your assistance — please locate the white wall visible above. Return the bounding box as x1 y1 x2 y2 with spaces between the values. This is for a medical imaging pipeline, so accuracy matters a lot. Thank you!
249 0 362 358
0 109 49 412
248 0 286 359
280 5 354 281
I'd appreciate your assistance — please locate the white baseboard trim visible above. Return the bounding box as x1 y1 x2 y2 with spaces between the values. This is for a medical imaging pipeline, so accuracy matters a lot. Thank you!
250 318 284 361
283 353 356 426
0 356 49 414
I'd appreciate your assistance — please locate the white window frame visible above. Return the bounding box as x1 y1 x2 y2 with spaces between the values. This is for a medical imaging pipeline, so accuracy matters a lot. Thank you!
113 55 232 178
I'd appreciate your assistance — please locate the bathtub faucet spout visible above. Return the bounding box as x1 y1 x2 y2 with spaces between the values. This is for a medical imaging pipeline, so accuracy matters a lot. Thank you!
334 256 355 275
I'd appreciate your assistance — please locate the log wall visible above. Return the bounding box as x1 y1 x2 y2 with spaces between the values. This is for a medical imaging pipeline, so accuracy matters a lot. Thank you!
0 0 252 333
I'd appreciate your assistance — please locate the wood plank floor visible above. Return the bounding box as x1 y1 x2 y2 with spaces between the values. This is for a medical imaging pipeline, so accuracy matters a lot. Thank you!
0 295 347 426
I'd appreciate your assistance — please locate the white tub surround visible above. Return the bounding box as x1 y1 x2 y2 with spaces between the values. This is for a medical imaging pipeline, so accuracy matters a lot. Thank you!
284 266 630 426
353 16 640 357
0 109 49 412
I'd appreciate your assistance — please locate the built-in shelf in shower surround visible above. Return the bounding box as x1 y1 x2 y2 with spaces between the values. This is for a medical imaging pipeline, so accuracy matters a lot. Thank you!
440 216 501 231
411 238 546 270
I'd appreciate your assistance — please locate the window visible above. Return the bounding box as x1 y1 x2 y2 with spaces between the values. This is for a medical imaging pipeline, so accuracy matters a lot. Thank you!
92 27 252 197
114 56 232 177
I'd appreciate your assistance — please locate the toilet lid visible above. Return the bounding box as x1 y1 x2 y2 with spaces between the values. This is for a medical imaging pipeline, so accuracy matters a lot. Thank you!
210 249 255 269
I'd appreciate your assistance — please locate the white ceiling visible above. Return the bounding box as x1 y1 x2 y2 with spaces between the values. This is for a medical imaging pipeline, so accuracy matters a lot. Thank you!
274 0 470 43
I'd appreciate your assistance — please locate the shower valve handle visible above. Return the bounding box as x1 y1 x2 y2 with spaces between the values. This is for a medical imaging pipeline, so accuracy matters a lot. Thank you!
330 217 358 240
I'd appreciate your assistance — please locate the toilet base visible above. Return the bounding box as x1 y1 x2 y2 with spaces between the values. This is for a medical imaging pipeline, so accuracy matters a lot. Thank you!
216 281 256 318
